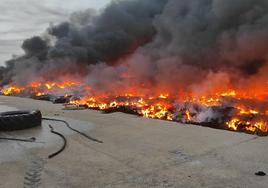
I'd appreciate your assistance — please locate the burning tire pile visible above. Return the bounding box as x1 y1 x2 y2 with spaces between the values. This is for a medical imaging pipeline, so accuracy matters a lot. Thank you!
1 1 268 136
1 89 268 136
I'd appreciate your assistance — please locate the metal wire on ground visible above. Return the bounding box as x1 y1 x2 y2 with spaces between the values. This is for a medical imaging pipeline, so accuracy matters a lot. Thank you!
0 137 36 143
48 124 67 159
42 118 103 143
0 117 102 159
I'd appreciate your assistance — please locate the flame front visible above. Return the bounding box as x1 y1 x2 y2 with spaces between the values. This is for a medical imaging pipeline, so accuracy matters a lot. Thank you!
1 80 268 135
1 80 80 97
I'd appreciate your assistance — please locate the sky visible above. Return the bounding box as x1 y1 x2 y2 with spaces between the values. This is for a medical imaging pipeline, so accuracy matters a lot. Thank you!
0 0 111 66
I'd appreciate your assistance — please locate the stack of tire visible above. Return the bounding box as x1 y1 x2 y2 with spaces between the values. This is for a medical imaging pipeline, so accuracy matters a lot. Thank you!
0 110 42 131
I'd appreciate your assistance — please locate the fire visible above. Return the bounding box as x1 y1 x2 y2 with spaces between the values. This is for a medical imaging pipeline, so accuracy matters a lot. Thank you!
159 93 169 99
141 103 170 119
226 119 268 133
66 91 268 135
2 85 24 95
1 80 268 136
237 106 260 115
44 81 78 90
1 80 80 97
226 118 239 131
220 91 236 97
185 110 191 122
36 92 45 97
45 83 55 90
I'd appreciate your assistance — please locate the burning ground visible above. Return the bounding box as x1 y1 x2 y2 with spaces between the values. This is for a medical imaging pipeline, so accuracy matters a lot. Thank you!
1 0 268 135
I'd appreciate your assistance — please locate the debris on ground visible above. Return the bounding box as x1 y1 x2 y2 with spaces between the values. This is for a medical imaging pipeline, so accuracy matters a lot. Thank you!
255 171 266 176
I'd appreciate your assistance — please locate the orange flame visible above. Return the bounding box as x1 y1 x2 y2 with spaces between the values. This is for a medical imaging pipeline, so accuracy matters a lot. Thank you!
1 80 268 135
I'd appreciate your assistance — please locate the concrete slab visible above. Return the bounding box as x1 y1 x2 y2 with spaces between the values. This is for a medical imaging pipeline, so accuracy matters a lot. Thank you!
0 96 267 188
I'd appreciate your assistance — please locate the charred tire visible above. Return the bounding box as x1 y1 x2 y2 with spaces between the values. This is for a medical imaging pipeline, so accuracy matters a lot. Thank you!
0 110 42 131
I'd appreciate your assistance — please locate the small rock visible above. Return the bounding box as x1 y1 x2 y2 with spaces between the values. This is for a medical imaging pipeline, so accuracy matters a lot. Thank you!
255 171 266 176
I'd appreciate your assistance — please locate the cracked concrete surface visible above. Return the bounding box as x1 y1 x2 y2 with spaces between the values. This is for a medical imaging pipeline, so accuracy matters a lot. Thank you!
0 96 267 188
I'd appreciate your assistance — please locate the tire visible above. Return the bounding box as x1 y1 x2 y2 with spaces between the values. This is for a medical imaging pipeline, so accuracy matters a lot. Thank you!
0 110 42 131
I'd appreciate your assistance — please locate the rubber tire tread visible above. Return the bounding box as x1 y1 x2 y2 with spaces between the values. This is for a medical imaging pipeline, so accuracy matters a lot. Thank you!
0 110 42 131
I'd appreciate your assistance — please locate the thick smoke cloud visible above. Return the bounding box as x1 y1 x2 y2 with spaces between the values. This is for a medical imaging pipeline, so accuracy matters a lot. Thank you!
1 0 268 97
0 0 167 86
22 36 48 59
47 0 167 65
150 0 268 73
117 0 268 95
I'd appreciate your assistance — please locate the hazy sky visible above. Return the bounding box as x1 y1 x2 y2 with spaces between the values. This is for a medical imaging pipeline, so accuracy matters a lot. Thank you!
0 0 111 65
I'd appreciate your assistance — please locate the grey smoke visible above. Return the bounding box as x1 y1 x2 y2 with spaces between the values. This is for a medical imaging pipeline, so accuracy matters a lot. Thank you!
150 0 268 72
1 0 268 97
0 0 167 85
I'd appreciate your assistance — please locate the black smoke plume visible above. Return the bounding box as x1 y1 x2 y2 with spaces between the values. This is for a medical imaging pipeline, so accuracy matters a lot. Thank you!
1 0 268 97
